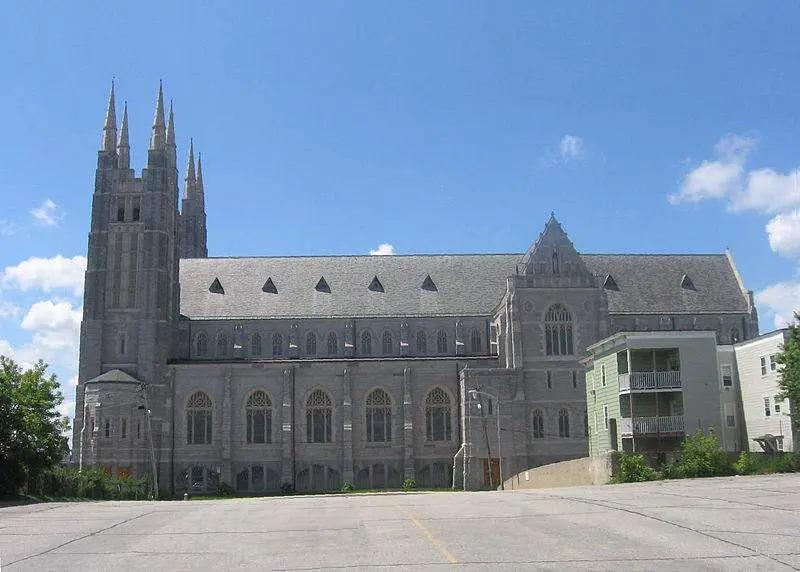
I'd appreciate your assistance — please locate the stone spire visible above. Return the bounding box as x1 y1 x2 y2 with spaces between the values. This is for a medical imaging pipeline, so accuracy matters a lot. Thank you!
117 101 130 170
149 80 166 150
183 139 196 198
100 80 117 152
196 152 204 193
166 100 176 148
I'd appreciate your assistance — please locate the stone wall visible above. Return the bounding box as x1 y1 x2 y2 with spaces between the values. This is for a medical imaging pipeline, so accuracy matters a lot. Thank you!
502 452 619 490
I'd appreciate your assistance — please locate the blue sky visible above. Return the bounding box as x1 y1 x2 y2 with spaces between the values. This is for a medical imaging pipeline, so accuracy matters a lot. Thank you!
1 2 799 423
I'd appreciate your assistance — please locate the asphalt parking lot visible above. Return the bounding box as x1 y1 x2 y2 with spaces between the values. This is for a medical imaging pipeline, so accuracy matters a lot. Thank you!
1 473 799 571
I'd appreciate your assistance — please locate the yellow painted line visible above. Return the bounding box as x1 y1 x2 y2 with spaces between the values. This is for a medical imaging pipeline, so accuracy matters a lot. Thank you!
396 504 458 564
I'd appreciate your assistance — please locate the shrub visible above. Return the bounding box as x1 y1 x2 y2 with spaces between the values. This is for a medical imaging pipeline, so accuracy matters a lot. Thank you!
28 466 149 500
402 478 416 491
676 431 732 478
768 453 797 474
614 453 655 483
733 452 759 475
340 481 354 492
280 482 295 495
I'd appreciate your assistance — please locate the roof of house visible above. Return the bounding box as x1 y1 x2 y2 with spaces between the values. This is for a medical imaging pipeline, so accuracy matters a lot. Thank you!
178 253 751 320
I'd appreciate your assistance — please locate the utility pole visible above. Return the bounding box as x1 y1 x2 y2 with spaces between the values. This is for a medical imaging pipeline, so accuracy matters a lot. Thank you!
139 385 159 500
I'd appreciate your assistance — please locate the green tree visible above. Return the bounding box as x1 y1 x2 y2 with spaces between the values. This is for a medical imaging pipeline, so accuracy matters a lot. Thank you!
0 357 70 496
776 312 800 453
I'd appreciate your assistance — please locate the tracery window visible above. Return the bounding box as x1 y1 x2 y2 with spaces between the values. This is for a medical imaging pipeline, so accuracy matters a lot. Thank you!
382 331 393 355
532 409 545 439
366 388 392 443
425 387 452 442
544 304 574 356
416 330 427 355
327 332 338 356
470 329 481 354
216 332 229 357
437 330 448 353
558 408 570 438
306 332 317 356
730 327 740 344
251 333 262 357
306 389 332 443
186 391 213 445
272 332 283 357
246 390 272 444
361 331 372 355
195 333 208 357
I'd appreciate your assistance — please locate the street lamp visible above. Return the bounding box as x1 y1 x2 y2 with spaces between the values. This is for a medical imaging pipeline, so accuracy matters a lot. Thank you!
137 384 159 500
468 388 504 490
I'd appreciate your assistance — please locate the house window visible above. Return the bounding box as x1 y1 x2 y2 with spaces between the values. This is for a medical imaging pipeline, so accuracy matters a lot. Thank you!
216 332 229 357
117 205 125 222
272 333 283 357
186 392 213 445
601 364 606 387
764 397 771 417
730 328 740 343
360 331 372 355
603 405 609 430
306 332 317 356
416 330 427 355
132 198 141 222
382 331 393 355
425 387 452 442
572 371 578 389
306 389 332 443
761 356 767 376
121 418 127 439
489 324 498 355
546 371 552 390
774 396 782 414
558 409 570 437
119 334 126 356
251 333 262 357
366 388 392 443
544 304 574 356
104 419 111 438
195 333 208 357
246 390 271 444
326 332 338 356
724 403 736 428
532 409 544 439
437 330 448 353
770 355 777 372
721 365 733 388
470 329 481 353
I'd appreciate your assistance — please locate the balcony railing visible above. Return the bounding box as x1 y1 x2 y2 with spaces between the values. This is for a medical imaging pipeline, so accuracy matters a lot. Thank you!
620 415 685 436
618 371 681 392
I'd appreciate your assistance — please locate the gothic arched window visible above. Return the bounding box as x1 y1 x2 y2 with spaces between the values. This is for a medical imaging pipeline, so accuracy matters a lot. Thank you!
251 333 262 357
425 387 452 442
216 332 229 357
361 331 372 355
545 304 574 356
246 390 271 444
416 330 427 355
195 333 208 357
382 331 393 355
326 332 338 356
730 327 741 344
437 330 448 353
552 250 560 274
306 389 332 443
558 408 570 438
366 388 392 442
306 332 317 356
186 391 212 445
532 409 545 439
272 333 283 357
470 329 481 354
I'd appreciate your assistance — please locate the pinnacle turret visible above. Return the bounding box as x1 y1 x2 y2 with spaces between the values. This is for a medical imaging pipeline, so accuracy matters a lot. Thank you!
117 101 130 170
183 139 196 198
100 81 117 152
196 152 204 193
149 81 166 150
166 101 176 148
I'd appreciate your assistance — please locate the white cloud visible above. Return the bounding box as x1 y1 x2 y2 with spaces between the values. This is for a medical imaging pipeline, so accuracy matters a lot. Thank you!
2 299 81 371
1 255 87 296
0 219 18 236
369 243 396 256
559 135 584 161
669 134 755 205
731 168 800 214
0 299 21 319
755 281 800 330
21 299 82 332
765 210 800 258
30 199 61 226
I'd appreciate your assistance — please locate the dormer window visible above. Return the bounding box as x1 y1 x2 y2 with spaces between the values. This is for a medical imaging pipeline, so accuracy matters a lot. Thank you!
209 277 224 294
603 274 619 291
680 274 696 291
262 278 277 294
368 276 384 293
421 275 437 292
315 277 331 293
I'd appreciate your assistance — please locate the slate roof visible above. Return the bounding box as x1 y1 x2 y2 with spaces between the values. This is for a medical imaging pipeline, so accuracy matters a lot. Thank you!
178 253 750 320
86 369 142 384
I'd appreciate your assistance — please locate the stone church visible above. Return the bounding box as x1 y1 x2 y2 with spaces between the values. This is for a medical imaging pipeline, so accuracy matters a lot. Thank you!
72 84 759 493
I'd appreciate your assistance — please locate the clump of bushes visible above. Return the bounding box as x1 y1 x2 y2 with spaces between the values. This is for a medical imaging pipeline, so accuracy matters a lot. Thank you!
402 478 416 491
734 452 799 475
27 466 150 500
613 453 656 483
340 481 354 492
673 431 733 478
